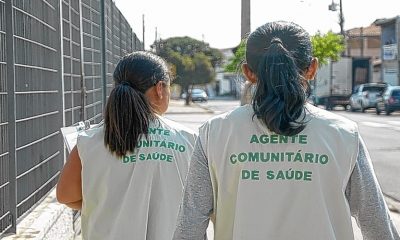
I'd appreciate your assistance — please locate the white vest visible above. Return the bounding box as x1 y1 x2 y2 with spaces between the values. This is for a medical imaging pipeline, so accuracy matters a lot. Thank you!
199 104 359 240
77 116 197 240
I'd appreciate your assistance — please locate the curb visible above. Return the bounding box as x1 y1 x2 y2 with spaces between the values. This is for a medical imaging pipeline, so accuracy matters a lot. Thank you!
385 194 400 213
165 111 213 115
192 103 215 114
166 102 214 115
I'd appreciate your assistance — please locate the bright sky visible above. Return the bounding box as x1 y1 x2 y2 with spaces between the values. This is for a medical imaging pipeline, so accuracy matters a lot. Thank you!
114 0 399 50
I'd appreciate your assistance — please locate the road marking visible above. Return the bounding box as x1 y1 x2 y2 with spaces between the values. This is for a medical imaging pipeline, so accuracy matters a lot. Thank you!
387 121 400 126
360 122 389 128
360 121 400 131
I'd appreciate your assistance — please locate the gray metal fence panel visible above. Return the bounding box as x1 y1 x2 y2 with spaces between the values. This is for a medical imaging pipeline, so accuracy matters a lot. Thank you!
112 5 121 65
104 0 114 98
0 0 142 235
0 0 12 234
81 0 102 124
12 0 63 221
62 0 83 126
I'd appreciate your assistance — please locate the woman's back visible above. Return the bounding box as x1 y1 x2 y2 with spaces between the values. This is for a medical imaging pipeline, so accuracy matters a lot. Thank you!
57 51 198 240
199 103 358 239
79 117 196 240
173 20 399 240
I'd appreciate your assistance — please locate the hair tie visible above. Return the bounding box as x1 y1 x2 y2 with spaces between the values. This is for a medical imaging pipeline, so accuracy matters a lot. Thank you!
270 38 283 45
120 81 134 88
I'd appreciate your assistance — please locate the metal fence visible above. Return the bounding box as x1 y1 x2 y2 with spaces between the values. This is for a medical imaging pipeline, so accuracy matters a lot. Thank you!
0 0 142 235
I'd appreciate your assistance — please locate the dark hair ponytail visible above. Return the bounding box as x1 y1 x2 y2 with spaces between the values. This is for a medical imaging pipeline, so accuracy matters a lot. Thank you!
104 83 154 157
246 21 312 136
104 51 170 157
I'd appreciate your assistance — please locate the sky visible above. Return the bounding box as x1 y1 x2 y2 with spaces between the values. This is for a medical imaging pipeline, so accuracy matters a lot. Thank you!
114 0 399 50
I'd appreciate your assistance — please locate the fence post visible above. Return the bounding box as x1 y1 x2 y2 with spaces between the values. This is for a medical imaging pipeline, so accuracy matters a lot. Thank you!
78 0 85 121
5 0 16 234
119 13 122 57
100 0 107 109
58 0 65 128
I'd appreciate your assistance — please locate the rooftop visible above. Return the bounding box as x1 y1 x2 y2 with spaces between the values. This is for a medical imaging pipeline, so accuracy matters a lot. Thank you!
346 24 381 37
374 16 400 26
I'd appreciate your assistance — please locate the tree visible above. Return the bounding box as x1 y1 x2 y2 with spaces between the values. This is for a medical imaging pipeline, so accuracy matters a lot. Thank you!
152 37 222 104
192 53 215 85
311 31 345 66
225 40 246 73
224 31 345 72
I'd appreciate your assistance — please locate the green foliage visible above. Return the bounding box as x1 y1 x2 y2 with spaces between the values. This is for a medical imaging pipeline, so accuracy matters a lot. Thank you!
192 53 215 85
152 37 222 90
225 40 246 73
224 31 345 71
311 31 345 66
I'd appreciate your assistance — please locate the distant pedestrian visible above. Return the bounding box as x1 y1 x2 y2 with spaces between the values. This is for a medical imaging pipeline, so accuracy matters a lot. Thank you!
173 21 400 240
240 80 254 106
57 51 197 240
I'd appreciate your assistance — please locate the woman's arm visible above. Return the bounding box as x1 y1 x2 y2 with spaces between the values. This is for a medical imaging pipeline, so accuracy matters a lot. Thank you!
65 200 82 210
345 136 400 239
56 146 83 210
173 138 213 240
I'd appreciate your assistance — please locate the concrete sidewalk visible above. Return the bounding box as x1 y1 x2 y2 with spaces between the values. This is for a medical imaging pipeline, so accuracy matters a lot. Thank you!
166 99 214 114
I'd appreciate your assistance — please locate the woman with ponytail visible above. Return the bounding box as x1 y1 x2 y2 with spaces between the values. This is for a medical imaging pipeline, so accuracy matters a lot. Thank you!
57 51 197 240
174 21 399 240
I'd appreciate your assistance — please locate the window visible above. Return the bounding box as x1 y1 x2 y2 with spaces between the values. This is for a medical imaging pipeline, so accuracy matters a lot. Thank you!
363 86 385 93
392 90 400 97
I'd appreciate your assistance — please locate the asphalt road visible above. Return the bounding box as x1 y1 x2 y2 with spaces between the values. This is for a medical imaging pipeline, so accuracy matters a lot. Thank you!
334 108 400 202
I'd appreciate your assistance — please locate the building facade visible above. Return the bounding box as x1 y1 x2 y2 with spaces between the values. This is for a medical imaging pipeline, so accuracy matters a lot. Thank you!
345 23 381 83
376 16 400 86
215 48 241 98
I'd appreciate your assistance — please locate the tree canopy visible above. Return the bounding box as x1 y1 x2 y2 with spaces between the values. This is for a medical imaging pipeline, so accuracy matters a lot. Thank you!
152 36 223 93
225 31 345 72
311 31 344 66
224 40 246 72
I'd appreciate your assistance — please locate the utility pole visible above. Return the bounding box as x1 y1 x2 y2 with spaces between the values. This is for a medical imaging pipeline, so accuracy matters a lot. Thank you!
142 14 145 50
155 27 157 43
241 0 250 40
329 0 344 38
360 27 364 57
329 0 345 55
154 27 158 53
339 0 344 37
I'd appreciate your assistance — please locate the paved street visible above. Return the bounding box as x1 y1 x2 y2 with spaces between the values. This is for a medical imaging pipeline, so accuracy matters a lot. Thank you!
335 109 400 202
165 99 400 239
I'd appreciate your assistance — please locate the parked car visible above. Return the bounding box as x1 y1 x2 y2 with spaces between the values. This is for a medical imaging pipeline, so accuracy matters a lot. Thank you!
376 86 400 115
181 88 208 102
190 88 208 102
349 83 387 112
